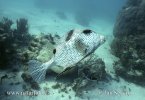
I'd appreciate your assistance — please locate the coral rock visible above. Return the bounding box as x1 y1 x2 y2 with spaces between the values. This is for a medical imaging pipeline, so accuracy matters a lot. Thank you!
111 0 145 85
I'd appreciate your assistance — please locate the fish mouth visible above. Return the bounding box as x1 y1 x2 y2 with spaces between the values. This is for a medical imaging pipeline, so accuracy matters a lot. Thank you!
100 35 106 44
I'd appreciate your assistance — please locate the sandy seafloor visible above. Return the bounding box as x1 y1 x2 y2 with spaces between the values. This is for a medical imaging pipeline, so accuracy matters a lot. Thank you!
0 3 145 100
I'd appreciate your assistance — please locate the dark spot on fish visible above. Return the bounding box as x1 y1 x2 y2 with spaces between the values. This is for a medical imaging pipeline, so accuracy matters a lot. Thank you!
82 29 92 35
53 49 56 54
65 30 74 41
74 39 87 55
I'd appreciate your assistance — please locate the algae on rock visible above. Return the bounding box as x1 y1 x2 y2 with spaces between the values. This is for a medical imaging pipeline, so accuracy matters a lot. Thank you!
111 0 145 85
0 17 32 69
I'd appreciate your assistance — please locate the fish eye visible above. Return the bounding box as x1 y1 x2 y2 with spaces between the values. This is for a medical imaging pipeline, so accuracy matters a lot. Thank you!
82 29 92 35
53 48 56 54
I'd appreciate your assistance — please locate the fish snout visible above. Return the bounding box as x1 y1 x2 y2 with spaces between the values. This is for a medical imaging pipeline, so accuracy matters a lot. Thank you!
100 35 106 44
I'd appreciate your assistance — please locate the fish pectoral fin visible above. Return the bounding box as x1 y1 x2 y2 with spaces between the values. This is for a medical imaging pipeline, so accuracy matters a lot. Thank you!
55 67 73 79
57 65 64 68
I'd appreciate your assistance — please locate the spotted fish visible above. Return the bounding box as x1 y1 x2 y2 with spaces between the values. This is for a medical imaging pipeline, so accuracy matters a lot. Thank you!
28 29 105 83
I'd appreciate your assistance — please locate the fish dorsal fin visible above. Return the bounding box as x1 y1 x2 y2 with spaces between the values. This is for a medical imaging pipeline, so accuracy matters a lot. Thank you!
57 30 74 45
65 29 74 41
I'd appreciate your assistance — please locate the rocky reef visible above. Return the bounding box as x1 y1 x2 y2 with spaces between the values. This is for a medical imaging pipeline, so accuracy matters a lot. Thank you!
20 34 59 64
0 17 33 69
111 0 145 85
0 17 61 70
71 56 107 96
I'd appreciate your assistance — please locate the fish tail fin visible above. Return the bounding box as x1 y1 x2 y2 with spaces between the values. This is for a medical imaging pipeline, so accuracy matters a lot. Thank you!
28 59 54 83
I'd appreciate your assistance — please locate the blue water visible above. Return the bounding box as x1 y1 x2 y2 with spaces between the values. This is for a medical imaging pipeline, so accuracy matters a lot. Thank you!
36 0 126 21
0 0 126 29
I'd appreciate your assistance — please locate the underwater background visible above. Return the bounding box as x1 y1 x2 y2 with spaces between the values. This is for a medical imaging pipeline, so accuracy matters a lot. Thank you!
0 0 145 100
